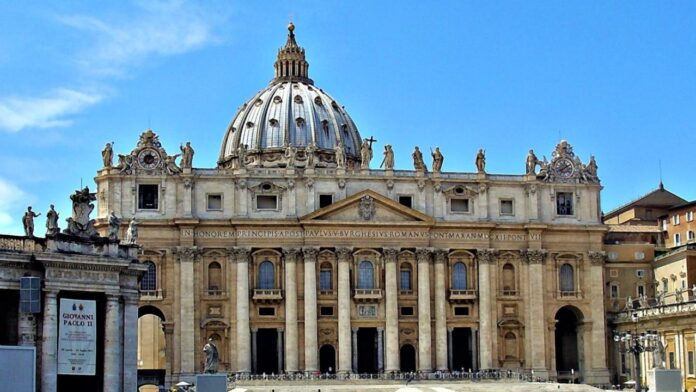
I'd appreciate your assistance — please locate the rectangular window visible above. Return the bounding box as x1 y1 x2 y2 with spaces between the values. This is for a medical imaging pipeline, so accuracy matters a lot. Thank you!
675 233 681 246
637 285 645 297
319 194 333 208
636 269 645 278
206 194 222 211
673 214 680 225
400 270 412 291
556 192 574 215
620 352 627 374
398 195 413 208
320 270 332 290
400 307 414 316
663 280 668 292
138 184 159 210
450 198 470 213
688 231 695 241
610 284 619 299
500 199 514 215
258 307 275 316
256 195 278 210
454 306 470 316
320 306 334 316
687 211 694 222
669 352 675 369
688 351 694 375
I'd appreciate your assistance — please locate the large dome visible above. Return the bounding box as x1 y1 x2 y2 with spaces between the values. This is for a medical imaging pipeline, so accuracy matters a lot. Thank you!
218 24 362 169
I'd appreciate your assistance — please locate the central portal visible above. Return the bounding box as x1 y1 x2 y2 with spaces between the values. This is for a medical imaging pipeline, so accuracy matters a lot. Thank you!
451 327 473 372
357 328 378 374
256 328 279 374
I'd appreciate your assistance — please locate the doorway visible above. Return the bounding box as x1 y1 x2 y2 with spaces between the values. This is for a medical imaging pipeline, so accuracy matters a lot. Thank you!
555 306 583 381
400 344 416 372
319 344 336 374
357 328 378 373
451 327 473 372
256 328 279 374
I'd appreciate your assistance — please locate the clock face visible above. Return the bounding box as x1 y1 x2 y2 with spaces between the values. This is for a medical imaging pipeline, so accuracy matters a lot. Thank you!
137 148 161 170
553 158 575 178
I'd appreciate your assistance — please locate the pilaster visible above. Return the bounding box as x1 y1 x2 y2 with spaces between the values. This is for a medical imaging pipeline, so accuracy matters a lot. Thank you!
41 290 58 392
283 248 299 373
337 247 353 374
383 247 399 373
175 246 199 375
235 247 251 374
477 248 496 370
416 247 432 372
302 247 319 373
122 295 139 392
525 249 549 377
103 294 123 392
433 248 448 371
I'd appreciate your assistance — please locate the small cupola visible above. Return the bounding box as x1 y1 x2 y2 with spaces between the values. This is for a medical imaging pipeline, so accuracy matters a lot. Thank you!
272 23 313 84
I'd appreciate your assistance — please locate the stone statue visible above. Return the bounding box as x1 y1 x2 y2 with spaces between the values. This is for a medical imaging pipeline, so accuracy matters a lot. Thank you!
179 142 194 169
525 149 539 175
107 211 121 241
305 142 316 168
475 149 486 173
675 288 684 303
360 138 373 169
656 290 665 306
284 145 296 168
625 295 633 310
45 204 60 236
692 284 696 300
584 155 598 180
431 147 443 173
22 207 41 238
64 187 99 238
237 144 248 168
102 142 113 168
203 338 219 373
335 142 345 168
116 154 134 174
653 340 665 369
380 144 394 170
639 294 648 308
164 154 182 175
412 146 426 171
126 218 138 244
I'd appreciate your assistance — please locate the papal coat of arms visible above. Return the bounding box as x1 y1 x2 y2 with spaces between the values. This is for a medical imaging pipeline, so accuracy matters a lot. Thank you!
358 195 375 220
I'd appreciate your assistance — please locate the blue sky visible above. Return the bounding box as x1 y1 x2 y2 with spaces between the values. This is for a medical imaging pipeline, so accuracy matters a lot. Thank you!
1 1 695 235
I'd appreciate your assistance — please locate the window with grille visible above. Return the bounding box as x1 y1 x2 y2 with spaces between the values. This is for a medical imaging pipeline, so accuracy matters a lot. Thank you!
258 261 275 289
140 261 157 291
610 284 619 299
400 265 412 291
320 265 332 290
452 262 468 289
556 192 574 215
138 184 159 210
502 263 515 292
358 261 374 289
208 262 222 292
559 263 575 292
688 351 694 375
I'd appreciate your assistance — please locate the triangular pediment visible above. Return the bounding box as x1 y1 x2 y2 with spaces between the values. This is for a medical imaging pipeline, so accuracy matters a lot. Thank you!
300 189 433 224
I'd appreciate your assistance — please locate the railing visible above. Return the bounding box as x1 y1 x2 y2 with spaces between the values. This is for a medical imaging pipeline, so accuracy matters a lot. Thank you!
500 289 518 297
399 289 414 296
557 290 583 299
139 289 165 300
205 289 226 297
353 288 383 301
449 289 477 301
252 289 283 302
319 289 335 296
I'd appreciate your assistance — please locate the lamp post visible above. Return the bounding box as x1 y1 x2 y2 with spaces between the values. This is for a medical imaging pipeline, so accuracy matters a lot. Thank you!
613 313 660 392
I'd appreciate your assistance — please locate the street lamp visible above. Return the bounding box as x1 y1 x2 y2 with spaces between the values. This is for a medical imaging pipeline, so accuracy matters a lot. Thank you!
613 313 660 392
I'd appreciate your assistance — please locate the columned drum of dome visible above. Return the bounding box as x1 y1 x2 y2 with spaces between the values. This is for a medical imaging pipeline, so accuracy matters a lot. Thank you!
218 24 362 170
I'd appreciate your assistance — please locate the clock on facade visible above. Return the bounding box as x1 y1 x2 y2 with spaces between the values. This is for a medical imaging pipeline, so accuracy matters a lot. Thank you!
137 148 161 170
553 157 575 178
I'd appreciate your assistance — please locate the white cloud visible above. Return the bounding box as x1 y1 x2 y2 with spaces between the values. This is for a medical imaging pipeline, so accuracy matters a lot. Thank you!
0 177 27 231
0 88 103 133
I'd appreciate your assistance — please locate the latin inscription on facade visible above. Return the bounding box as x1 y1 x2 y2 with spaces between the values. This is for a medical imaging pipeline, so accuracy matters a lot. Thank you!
358 305 377 318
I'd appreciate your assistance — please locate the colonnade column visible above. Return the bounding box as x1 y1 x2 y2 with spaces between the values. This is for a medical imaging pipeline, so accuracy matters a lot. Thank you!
104 294 123 392
337 247 353 374
283 248 299 373
176 246 198 375
235 247 252 374
302 247 319 373
122 295 139 392
41 290 58 392
383 248 400 373
416 248 432 372
162 322 175 385
525 249 548 377
434 249 448 371
477 249 494 370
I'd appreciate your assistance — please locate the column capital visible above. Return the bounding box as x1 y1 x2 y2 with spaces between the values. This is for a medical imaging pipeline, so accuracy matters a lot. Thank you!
383 247 399 262
106 293 120 302
352 327 359 333
336 247 353 262
283 247 299 262
433 249 449 263
416 247 433 262
161 321 175 334
302 247 319 261
43 289 59 298
588 251 606 265
123 295 140 305
251 327 258 333
476 248 497 264
523 248 547 264
233 247 251 262
174 246 200 262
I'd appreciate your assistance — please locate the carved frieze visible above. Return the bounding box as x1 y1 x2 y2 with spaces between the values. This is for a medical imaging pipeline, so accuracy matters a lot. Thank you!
588 251 606 265
45 268 120 284
416 247 432 263
524 249 547 264
537 140 600 184
336 247 352 261
433 248 449 264
174 246 199 262
383 248 399 263
358 195 376 221
476 248 497 264
302 247 318 261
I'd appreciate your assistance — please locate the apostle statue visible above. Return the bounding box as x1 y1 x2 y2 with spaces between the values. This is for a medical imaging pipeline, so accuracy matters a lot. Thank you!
102 142 113 168
335 142 346 169
285 145 296 168
179 142 195 169
653 340 666 369
22 206 41 238
237 144 248 168
380 144 394 170
107 211 121 241
412 146 426 171
475 149 486 173
360 138 373 169
126 218 138 244
584 155 598 180
431 147 444 173
203 338 219 373
45 204 59 236
525 149 539 175
305 142 316 169
164 154 182 175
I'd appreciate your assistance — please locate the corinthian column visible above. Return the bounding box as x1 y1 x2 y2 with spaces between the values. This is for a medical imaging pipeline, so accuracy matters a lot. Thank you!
284 248 299 373
41 290 58 392
433 249 448 371
176 246 198 375
235 247 251 374
383 248 399 373
588 251 610 383
337 247 353 374
122 295 139 392
104 294 122 392
416 248 433 372
477 248 495 370
525 249 548 377
303 247 319 373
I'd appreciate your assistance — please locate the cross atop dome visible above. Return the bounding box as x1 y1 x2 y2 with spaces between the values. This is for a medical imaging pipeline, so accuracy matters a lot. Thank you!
273 23 313 85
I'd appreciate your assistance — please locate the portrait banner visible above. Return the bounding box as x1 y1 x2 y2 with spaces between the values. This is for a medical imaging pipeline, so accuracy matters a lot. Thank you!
58 298 97 375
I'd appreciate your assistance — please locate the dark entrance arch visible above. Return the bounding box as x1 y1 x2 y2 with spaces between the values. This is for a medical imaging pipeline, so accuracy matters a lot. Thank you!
255 328 279 374
400 344 416 372
137 306 166 388
319 344 336 373
451 327 473 372
357 328 378 373
555 306 583 382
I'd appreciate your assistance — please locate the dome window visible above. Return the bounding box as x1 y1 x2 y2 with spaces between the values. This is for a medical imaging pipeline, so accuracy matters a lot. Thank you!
273 96 282 104
294 95 303 103
246 121 254 128
269 119 279 127
314 97 323 106
295 117 305 127
321 120 329 132
341 124 348 133
331 101 339 109
255 99 263 106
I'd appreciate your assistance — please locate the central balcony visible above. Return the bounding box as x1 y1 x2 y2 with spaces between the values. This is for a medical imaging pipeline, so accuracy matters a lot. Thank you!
448 289 477 302
353 288 383 302
252 288 284 303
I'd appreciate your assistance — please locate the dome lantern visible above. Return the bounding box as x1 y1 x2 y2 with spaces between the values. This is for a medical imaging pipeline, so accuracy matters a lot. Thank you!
272 23 313 85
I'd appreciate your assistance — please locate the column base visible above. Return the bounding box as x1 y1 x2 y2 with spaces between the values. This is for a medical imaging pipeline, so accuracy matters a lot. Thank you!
531 368 549 381
583 368 611 385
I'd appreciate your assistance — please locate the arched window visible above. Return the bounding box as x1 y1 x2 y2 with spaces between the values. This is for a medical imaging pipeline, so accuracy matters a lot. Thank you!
358 261 374 289
502 263 515 292
400 263 412 291
258 261 275 289
208 262 222 292
320 262 333 291
559 263 575 292
504 332 518 359
452 262 467 289
140 261 157 291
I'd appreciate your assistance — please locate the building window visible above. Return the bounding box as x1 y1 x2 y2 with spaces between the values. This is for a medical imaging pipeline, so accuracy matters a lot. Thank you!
450 198 470 213
688 351 694 375
687 211 694 222
207 194 222 211
504 332 518 359
453 306 469 316
320 306 334 316
319 263 333 291
669 352 675 369
634 251 645 260
258 261 275 289
358 261 375 289
138 184 159 210
140 261 157 291
637 284 645 297
256 195 278 210
452 262 468 289
620 352 627 374
610 283 619 299
500 199 514 215
398 195 413 208
559 263 575 292
208 262 222 292
400 264 412 291
688 231 695 242
662 280 668 292
556 192 574 215
675 233 681 246
400 307 414 316
673 214 680 225
319 194 333 208
662 219 668 231
259 307 275 316
636 269 645 278
502 263 515 293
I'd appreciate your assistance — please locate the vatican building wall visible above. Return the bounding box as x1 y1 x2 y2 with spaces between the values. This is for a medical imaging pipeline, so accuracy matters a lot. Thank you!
94 24 610 386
